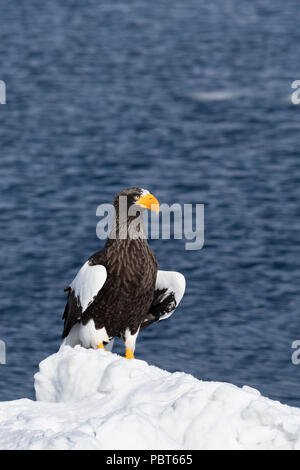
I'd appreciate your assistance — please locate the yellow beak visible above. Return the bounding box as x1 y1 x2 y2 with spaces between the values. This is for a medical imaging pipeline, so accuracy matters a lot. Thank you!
136 193 159 214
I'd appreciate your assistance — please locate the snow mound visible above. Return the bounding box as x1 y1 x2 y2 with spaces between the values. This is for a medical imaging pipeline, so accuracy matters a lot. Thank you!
1 345 300 449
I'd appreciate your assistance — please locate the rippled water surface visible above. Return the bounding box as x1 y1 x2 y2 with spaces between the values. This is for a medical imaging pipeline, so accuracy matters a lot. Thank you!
1 0 300 406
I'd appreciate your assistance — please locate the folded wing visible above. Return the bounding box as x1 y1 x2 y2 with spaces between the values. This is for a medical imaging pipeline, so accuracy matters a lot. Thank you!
62 261 107 338
141 270 186 330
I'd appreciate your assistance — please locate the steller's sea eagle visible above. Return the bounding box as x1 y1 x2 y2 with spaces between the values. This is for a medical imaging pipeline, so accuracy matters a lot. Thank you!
62 187 185 359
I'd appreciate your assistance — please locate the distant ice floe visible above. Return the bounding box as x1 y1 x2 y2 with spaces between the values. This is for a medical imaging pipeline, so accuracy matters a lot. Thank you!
191 90 240 102
191 88 294 105
0 345 300 449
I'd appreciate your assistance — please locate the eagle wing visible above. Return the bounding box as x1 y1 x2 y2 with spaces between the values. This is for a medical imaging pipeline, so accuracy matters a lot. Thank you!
140 270 186 330
62 261 107 338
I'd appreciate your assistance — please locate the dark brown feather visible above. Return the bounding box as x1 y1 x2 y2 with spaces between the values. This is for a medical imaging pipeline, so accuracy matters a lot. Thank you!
140 289 177 330
62 188 158 340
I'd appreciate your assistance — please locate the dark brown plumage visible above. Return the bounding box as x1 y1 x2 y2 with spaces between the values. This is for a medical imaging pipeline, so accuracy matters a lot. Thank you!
62 187 185 358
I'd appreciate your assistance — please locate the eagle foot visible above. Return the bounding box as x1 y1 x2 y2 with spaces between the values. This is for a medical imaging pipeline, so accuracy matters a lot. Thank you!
125 348 135 359
97 342 106 350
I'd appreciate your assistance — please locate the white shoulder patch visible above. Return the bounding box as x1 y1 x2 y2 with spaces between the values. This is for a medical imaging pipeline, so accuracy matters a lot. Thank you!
70 261 107 313
156 270 186 304
155 270 186 321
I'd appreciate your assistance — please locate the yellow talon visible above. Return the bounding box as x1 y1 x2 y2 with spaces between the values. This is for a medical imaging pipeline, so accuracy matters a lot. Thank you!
97 342 105 350
125 348 135 359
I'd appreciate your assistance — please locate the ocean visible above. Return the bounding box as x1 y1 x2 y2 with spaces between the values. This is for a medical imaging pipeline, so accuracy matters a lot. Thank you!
1 0 300 406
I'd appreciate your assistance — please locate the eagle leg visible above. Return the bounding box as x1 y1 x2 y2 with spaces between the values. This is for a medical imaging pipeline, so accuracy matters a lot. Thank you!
97 342 106 350
123 327 139 359
125 348 135 359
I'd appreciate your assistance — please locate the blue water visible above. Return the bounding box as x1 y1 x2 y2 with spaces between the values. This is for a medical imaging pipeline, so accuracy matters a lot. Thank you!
1 0 300 407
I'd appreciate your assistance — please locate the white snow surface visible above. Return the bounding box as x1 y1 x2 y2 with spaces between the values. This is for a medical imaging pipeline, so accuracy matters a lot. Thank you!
1 345 300 450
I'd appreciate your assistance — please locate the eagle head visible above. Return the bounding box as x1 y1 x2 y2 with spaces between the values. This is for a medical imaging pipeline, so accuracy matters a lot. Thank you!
114 188 160 215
